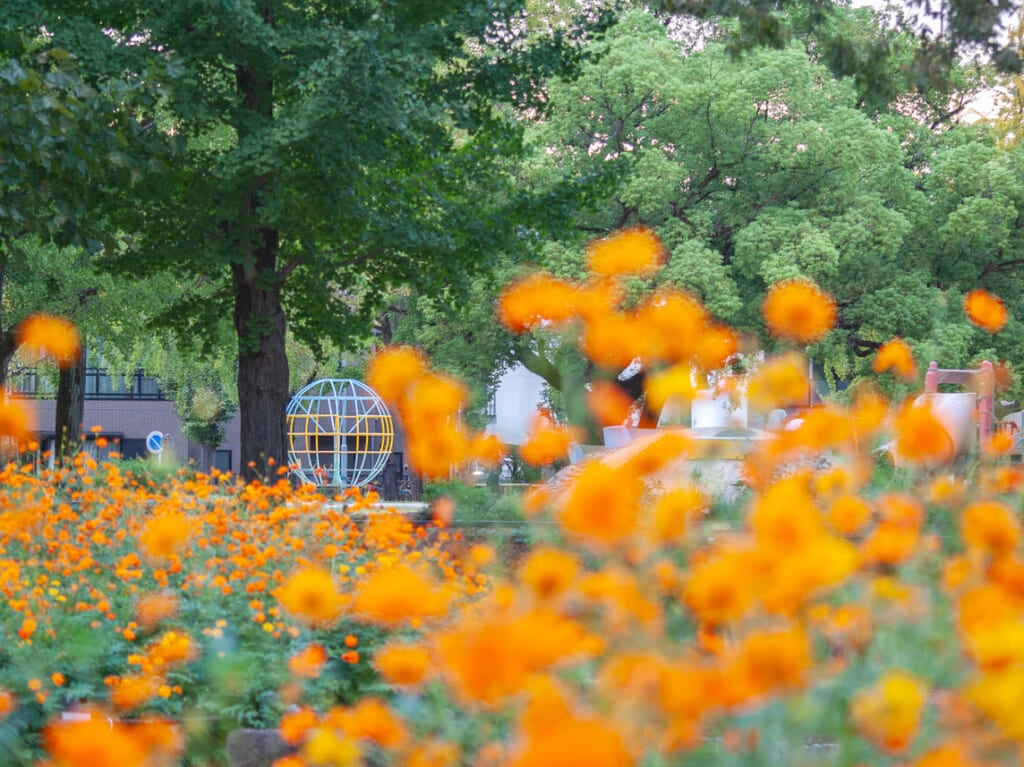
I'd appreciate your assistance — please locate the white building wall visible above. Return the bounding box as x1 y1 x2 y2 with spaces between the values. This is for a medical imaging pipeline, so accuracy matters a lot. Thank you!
487 363 546 445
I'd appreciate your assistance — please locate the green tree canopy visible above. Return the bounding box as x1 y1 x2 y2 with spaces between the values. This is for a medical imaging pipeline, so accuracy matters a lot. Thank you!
393 8 1024 425
15 0 608 475
651 0 1021 108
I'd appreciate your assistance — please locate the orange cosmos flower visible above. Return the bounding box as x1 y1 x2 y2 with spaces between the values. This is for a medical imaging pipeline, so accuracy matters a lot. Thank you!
497 273 580 332
968 667 1024 740
877 493 924 530
365 346 428 404
585 380 635 427
350 564 449 627
18 617 35 640
620 431 690 476
586 226 665 278
330 698 407 749
558 462 643 546
749 475 823 551
684 548 757 625
401 372 467 424
288 644 328 679
0 689 16 721
849 671 927 754
109 673 159 710
138 512 193 564
695 324 738 370
574 278 624 322
579 312 648 369
644 364 696 412
961 500 1020 557
650 485 707 544
964 289 1007 332
873 338 918 383
277 567 344 627
761 280 836 345
16 314 81 368
135 592 179 631
747 352 809 411
469 433 503 469
861 523 920 566
635 289 709 363
131 720 184 761
721 625 812 704
43 712 150 767
435 607 599 706
280 707 320 745
373 643 431 687
578 567 661 633
509 714 634 767
519 548 580 600
0 396 27 443
986 429 1015 456
406 424 469 479
146 630 195 668
852 387 887 438
519 411 577 466
300 730 360 766
893 400 955 466
987 554 1024 598
826 495 873 536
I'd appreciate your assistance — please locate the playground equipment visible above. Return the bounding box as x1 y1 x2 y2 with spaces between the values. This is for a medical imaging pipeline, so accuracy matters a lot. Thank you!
286 379 394 488
919 361 994 455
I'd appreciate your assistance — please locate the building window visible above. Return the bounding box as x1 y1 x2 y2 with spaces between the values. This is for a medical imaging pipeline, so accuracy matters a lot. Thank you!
9 366 167 401
8 367 53 397
121 438 148 460
213 450 232 473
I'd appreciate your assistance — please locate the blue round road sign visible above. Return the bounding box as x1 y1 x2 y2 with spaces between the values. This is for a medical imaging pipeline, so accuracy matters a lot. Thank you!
146 430 163 454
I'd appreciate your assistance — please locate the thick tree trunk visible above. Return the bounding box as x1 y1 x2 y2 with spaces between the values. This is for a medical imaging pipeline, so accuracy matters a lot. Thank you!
381 454 399 500
0 242 12 388
0 330 17 389
234 260 289 481
55 351 85 457
233 38 287 482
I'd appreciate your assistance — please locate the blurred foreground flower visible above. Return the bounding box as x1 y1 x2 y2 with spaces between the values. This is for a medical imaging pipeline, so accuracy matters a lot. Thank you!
873 338 918 383
44 709 182 766
585 226 665 278
965 289 1007 333
0 396 28 443
520 411 578 466
761 279 835 345
849 671 926 753
16 313 81 368
278 567 345 627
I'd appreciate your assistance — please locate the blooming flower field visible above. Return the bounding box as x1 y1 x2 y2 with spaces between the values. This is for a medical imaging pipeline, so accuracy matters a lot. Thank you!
7 228 1024 766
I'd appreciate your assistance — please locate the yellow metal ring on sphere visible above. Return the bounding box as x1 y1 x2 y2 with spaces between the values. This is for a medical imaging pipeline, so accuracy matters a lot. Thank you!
285 379 394 488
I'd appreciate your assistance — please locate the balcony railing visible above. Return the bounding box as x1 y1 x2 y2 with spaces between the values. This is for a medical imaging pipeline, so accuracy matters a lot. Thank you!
9 367 167 401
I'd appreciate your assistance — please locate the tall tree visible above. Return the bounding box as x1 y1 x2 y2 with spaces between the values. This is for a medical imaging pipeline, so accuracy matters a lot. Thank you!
19 0 605 477
392 7 1024 422
0 29 155 450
